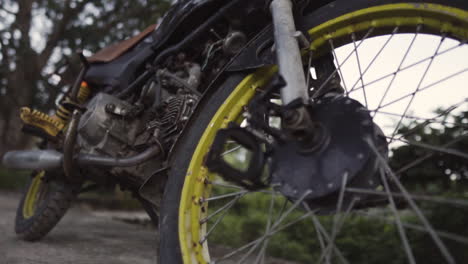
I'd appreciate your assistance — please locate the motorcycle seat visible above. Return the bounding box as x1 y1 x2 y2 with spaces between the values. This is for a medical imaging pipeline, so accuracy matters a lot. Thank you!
87 24 157 63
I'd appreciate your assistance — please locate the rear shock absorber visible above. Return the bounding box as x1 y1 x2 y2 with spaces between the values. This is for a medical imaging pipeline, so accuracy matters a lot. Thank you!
20 81 92 138
55 82 91 123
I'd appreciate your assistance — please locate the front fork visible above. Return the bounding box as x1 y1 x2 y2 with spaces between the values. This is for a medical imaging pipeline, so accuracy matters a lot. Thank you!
270 0 317 139
270 0 309 104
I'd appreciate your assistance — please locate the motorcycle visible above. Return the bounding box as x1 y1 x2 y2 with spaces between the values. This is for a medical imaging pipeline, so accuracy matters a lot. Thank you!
3 0 468 263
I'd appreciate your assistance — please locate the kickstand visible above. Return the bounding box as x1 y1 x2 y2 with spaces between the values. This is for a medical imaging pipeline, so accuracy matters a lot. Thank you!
135 194 159 227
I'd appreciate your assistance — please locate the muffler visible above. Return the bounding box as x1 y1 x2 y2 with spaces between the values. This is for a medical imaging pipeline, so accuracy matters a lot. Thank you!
2 150 63 170
2 145 161 170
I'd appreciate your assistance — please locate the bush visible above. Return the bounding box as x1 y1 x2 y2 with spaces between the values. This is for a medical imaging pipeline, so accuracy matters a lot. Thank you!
0 167 30 190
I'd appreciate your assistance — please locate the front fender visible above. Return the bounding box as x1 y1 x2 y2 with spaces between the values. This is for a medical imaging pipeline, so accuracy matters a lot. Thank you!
225 25 276 71
225 0 336 72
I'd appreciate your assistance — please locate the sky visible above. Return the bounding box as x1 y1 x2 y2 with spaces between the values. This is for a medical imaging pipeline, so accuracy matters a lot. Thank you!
332 33 467 137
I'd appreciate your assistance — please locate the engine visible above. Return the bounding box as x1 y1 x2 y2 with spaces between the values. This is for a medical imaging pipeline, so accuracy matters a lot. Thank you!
77 93 141 156
77 91 198 184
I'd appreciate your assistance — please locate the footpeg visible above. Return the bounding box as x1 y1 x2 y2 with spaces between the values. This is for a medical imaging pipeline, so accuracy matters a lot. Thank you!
206 124 267 190
20 107 65 137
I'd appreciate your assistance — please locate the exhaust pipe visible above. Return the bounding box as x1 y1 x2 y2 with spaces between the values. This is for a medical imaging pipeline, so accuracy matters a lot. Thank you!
2 145 161 171
2 150 63 170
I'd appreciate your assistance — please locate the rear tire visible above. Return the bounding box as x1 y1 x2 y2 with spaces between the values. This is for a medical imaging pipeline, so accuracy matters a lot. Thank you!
15 171 79 241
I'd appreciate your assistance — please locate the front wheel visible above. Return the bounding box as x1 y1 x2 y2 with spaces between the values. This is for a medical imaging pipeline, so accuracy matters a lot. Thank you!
159 0 468 263
15 170 79 241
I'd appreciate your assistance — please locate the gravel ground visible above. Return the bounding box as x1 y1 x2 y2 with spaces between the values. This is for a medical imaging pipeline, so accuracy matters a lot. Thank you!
0 192 158 264
0 191 298 264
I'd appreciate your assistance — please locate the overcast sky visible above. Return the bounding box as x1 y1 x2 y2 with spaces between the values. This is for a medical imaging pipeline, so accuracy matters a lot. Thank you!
333 34 467 135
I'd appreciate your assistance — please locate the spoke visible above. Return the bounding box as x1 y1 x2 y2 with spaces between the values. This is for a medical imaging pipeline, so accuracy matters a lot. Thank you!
374 26 419 111
396 134 468 174
253 190 276 264
269 190 313 230
375 67 468 111
315 220 327 256
358 211 468 245
346 187 468 208
304 203 350 264
203 190 249 203
271 210 315 235
329 39 349 94
376 111 465 128
216 190 312 262
351 33 369 107
324 172 349 263
210 180 244 190
349 27 399 95
201 193 245 224
373 108 468 130
366 137 456 264
216 236 266 262
276 197 289 222
237 210 317 263
349 42 465 95
317 198 357 264
221 145 242 156
389 35 446 142
313 27 375 99
394 99 468 138
200 195 243 244
379 167 416 264
210 181 277 195
387 135 468 160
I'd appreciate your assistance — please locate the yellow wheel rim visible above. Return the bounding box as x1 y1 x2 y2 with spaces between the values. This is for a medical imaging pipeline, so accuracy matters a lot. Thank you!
23 171 45 219
178 3 468 263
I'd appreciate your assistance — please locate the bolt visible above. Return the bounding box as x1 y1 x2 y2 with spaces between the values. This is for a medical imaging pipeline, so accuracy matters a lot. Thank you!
283 109 299 125
106 104 115 112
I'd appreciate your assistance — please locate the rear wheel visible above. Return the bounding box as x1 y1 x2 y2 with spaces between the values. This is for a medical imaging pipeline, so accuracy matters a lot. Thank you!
15 170 79 241
159 0 468 263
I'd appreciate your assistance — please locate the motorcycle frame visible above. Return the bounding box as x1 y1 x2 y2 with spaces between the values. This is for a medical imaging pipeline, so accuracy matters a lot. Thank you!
2 0 321 185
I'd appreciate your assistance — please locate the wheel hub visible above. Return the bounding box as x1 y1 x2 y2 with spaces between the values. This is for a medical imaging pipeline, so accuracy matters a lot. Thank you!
271 95 388 206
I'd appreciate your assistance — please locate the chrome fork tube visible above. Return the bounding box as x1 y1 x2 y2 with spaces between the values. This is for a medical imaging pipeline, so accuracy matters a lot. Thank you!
270 0 309 105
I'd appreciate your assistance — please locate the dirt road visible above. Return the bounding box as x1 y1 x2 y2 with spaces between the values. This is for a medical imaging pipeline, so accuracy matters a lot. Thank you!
0 191 298 264
0 192 158 264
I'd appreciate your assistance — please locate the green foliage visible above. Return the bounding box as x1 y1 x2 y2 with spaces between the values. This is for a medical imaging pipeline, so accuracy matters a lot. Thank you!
0 167 30 190
392 110 468 191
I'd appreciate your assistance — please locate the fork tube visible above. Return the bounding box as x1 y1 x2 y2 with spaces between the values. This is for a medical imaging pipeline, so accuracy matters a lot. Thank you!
270 0 309 105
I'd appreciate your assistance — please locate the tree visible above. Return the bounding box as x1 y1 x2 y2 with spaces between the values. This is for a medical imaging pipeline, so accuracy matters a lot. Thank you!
0 0 171 156
391 110 468 192
390 110 468 263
